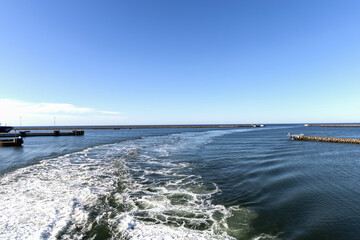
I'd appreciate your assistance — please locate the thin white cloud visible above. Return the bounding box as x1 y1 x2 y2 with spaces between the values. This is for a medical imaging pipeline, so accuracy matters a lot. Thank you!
0 99 126 126
28 103 94 114
99 110 122 115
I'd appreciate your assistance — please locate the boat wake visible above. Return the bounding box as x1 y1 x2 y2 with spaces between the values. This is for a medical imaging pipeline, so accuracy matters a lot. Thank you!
0 128 279 240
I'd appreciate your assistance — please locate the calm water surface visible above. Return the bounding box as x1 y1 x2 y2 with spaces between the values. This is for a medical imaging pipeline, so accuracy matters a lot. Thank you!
1 125 360 239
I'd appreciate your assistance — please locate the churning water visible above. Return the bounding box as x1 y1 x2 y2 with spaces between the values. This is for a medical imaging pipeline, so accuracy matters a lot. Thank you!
1 125 360 240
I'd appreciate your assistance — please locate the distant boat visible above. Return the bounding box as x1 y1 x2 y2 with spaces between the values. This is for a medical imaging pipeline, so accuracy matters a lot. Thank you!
0 126 13 133
252 124 265 128
0 137 23 147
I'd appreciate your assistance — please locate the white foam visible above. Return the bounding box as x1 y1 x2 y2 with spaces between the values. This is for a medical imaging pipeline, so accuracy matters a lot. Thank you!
0 144 128 239
108 131 261 239
123 221 235 240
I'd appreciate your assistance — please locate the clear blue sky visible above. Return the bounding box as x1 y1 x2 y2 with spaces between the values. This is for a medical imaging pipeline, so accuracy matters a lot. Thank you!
1 0 360 125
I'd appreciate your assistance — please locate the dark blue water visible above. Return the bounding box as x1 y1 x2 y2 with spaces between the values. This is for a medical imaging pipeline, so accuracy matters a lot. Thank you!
1 125 360 239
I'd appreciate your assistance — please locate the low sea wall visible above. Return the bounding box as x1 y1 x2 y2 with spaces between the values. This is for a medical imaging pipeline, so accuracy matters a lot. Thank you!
305 124 360 127
13 124 265 130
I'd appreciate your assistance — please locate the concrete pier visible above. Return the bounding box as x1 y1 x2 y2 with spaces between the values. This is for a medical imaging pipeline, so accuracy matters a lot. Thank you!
0 130 84 138
290 134 360 144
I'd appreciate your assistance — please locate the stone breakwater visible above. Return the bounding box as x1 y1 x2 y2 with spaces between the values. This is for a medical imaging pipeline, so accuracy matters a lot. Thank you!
293 135 360 144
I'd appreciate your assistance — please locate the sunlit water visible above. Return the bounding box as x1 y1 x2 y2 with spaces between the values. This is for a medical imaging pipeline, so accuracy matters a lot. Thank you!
1 125 360 240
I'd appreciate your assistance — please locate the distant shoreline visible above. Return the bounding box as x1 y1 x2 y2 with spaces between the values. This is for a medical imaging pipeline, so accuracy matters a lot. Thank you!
13 124 265 130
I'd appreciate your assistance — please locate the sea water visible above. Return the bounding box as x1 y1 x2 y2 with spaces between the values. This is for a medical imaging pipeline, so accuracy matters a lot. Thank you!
1 125 360 240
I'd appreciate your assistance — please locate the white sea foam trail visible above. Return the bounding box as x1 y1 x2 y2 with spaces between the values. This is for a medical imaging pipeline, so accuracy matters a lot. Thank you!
0 128 279 240
0 142 130 240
